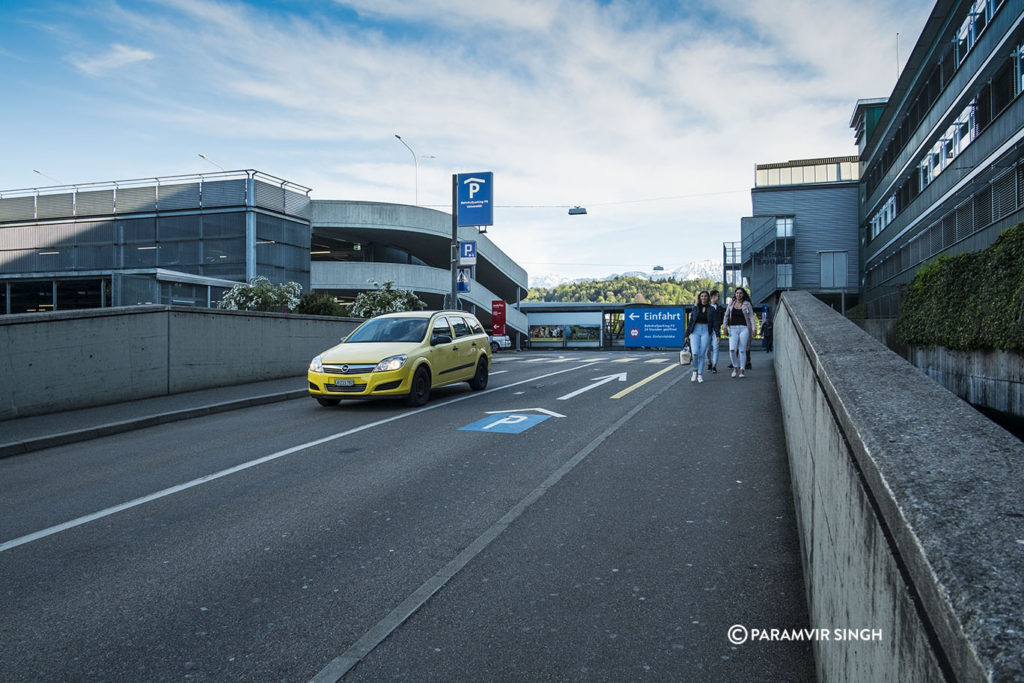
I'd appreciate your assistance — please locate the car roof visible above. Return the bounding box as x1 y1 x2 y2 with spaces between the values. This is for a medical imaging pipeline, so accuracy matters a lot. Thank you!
374 310 478 320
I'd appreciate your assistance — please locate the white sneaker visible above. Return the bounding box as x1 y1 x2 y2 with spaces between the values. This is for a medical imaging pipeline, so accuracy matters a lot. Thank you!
697 374 704 383
731 369 737 378
739 371 746 378
691 371 697 382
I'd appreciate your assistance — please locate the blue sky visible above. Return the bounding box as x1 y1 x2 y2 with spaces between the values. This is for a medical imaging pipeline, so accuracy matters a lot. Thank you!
0 0 934 284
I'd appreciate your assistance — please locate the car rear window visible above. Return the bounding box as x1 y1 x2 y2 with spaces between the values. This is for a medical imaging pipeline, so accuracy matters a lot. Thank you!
451 317 471 338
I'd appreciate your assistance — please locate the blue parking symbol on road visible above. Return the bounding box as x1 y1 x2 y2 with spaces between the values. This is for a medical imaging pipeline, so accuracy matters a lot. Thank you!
460 413 551 434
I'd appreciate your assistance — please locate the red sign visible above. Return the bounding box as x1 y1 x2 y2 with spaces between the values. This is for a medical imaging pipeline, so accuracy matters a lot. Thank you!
491 300 506 336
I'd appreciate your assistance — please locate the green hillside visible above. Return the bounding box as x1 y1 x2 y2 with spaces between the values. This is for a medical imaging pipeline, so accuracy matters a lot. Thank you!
525 275 720 305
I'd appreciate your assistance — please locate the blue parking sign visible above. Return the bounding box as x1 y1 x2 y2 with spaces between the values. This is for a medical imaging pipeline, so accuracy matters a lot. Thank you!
457 172 493 227
459 240 477 266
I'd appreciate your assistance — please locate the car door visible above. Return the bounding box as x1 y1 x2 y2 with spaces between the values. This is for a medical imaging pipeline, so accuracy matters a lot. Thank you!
449 316 481 380
428 316 459 383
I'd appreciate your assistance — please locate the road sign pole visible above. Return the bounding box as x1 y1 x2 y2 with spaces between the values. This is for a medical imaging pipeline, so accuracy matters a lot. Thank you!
450 173 458 309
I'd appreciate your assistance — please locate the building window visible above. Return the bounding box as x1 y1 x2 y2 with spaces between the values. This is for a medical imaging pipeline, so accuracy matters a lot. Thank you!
1015 43 1024 96
776 264 793 289
776 217 794 237
819 251 849 288
870 195 897 240
9 280 54 313
955 0 998 65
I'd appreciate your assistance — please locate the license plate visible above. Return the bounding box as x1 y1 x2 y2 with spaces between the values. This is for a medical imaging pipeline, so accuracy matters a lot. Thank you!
333 378 355 387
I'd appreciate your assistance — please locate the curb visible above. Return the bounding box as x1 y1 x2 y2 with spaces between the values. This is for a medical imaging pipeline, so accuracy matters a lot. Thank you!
0 390 307 459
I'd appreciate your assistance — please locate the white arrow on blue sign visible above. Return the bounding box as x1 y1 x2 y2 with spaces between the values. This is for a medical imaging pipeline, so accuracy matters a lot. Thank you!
624 306 685 348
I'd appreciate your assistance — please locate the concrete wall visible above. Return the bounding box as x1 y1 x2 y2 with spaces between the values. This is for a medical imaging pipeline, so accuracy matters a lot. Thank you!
911 346 1024 419
775 291 1024 682
854 318 1022 419
0 306 359 420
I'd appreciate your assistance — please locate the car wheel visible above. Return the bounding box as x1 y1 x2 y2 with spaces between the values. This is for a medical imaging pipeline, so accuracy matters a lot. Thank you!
490 341 499 353
406 366 431 406
469 358 488 391
316 397 341 407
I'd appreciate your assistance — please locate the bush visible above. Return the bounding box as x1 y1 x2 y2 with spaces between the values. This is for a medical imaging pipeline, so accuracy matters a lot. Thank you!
895 222 1024 352
349 281 427 318
219 277 302 312
296 292 349 317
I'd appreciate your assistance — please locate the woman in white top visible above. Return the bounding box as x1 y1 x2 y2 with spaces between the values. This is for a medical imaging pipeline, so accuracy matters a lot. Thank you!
722 287 756 378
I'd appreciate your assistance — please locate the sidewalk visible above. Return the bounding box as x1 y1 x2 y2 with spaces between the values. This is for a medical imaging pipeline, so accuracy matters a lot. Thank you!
0 377 307 459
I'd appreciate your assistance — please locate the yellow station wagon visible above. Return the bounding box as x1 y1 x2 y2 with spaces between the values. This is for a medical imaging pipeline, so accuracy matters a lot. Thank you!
308 310 492 407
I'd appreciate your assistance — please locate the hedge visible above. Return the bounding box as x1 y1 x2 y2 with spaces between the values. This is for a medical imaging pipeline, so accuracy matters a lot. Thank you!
895 222 1024 352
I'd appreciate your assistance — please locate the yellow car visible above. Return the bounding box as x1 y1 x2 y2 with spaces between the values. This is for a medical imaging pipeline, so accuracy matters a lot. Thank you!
308 310 492 407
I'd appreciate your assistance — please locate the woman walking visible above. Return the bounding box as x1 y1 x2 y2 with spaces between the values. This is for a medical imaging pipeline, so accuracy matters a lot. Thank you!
685 291 714 384
723 287 755 378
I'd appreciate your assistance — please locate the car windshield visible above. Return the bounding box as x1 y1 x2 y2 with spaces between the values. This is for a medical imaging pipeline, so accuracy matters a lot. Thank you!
345 317 429 343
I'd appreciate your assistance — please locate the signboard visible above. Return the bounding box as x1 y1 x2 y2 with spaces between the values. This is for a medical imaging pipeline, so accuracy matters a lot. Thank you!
459 240 478 266
457 172 493 227
456 267 472 293
624 306 685 348
491 300 506 336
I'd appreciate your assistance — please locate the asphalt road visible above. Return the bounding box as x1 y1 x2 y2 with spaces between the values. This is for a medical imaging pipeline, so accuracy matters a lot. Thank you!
0 350 813 682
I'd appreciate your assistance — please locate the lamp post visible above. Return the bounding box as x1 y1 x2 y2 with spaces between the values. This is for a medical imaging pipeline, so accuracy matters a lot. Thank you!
197 154 225 171
32 169 63 185
394 134 435 206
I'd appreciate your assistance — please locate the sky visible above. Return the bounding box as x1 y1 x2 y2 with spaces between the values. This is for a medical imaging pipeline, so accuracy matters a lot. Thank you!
0 0 934 284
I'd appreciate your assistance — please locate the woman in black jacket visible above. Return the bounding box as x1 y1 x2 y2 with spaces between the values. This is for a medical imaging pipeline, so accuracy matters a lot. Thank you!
684 291 714 384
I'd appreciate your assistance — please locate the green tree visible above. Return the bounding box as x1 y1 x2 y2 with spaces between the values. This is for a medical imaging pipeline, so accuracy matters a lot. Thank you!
219 276 302 312
349 281 427 318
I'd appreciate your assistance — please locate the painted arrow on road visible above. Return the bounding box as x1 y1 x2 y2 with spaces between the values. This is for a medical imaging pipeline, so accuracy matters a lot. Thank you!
556 373 628 401
484 407 566 418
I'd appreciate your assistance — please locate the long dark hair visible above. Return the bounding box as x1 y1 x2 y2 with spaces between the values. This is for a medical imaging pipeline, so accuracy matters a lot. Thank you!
695 290 710 315
733 287 748 305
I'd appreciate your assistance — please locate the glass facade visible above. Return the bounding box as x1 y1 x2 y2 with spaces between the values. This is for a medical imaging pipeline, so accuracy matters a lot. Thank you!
755 158 859 188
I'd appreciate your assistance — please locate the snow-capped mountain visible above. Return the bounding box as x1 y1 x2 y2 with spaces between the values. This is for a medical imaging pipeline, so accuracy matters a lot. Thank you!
529 260 723 289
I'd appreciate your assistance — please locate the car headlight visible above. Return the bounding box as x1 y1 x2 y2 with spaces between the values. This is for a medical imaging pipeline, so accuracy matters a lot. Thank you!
309 355 323 373
373 354 407 372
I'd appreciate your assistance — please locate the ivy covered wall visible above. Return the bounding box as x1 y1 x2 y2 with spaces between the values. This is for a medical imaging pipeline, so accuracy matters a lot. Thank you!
895 223 1024 353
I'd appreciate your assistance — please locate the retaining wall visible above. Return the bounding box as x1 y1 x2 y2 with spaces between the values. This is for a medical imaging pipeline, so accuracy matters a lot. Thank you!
775 291 1023 682
855 318 1024 419
0 306 359 420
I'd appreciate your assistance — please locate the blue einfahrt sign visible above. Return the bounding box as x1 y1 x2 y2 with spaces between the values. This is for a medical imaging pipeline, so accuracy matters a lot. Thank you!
624 306 685 348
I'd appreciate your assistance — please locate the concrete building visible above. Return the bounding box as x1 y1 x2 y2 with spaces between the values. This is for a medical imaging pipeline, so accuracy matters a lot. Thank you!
857 0 1024 318
0 171 529 339
740 157 861 311
0 171 311 312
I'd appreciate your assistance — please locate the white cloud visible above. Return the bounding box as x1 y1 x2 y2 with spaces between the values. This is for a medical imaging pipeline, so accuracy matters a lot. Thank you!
71 43 155 76
9 0 934 279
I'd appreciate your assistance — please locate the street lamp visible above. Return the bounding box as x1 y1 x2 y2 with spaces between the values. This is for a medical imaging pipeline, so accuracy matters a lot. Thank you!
197 153 225 171
394 134 435 206
32 169 63 185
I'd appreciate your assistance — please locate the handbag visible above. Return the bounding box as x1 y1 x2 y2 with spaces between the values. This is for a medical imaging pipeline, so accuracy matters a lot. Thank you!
678 343 692 366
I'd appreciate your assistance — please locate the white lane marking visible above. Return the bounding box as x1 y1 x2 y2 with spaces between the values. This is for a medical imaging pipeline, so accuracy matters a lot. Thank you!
644 358 670 364
0 362 601 554
490 370 509 375
556 373 627 401
310 366 687 682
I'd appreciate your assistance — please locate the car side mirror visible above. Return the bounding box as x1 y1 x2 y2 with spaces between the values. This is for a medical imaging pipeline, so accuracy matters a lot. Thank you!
431 333 452 346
